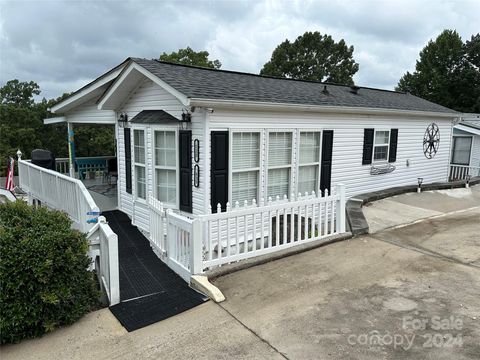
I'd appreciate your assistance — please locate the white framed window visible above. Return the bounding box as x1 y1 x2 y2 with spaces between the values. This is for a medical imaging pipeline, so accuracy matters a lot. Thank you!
231 131 261 204
298 131 321 195
154 130 177 205
451 136 472 165
267 131 293 199
133 129 146 200
373 130 390 162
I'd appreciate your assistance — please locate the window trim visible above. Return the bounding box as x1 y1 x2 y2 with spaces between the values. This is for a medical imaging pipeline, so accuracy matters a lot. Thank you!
152 127 179 208
265 129 294 200
372 129 391 163
451 135 473 166
228 129 262 205
132 127 147 202
296 129 322 196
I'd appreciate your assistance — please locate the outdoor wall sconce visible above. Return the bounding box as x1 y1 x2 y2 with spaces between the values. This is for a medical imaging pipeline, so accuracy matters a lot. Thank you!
180 109 192 130
194 165 200 187
194 139 200 163
118 113 128 123
417 177 423 193
466 174 471 188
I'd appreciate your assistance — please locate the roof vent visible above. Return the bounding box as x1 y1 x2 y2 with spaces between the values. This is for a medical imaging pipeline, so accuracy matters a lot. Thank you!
322 85 329 95
350 85 360 94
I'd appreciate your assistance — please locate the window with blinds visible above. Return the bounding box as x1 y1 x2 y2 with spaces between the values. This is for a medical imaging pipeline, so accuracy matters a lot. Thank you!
451 136 472 165
373 130 390 162
298 131 320 194
133 129 146 199
231 132 260 204
154 130 177 205
268 132 292 199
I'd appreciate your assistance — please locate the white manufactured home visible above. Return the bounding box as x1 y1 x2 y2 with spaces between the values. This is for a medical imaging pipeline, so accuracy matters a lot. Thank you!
18 58 466 304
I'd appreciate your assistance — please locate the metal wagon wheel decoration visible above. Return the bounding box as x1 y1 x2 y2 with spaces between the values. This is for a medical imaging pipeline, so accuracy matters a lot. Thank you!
423 123 440 159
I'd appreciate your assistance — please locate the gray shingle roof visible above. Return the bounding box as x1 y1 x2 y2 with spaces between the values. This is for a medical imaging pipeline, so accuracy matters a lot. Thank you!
130 110 179 124
131 58 457 114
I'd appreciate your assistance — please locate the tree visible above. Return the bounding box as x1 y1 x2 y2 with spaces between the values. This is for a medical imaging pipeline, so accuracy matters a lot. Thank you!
0 80 40 107
0 80 115 176
396 30 480 113
260 31 359 84
159 47 221 69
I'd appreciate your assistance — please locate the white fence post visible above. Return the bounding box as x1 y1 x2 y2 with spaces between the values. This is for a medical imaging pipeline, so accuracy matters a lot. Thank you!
190 218 204 274
108 230 120 305
335 183 346 233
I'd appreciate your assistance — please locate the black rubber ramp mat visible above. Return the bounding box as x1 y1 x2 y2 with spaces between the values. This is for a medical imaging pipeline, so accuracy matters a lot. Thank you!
103 210 207 332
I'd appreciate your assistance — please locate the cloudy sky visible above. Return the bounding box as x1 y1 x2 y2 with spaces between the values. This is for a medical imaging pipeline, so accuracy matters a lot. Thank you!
1 0 479 100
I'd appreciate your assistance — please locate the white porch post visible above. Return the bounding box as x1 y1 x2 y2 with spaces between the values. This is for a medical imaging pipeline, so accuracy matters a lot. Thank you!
67 122 75 178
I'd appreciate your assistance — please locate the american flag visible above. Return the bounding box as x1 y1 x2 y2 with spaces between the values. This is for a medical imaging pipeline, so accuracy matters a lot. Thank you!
5 157 15 191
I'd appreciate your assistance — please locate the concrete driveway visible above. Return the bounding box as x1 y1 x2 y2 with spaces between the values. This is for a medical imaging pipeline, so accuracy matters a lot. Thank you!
2 187 479 359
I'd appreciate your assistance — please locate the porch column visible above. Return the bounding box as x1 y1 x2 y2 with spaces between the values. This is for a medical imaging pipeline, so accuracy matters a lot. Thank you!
67 122 76 178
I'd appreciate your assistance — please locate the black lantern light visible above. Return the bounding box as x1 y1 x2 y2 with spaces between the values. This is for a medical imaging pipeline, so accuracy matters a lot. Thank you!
180 109 192 129
417 177 423 193
118 112 128 127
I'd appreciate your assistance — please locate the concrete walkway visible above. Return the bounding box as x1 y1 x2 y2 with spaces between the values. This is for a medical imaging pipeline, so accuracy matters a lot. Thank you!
362 185 480 233
2 187 479 359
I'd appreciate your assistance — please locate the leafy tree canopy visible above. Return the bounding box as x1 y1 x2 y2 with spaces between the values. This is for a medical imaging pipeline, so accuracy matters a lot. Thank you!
0 80 115 176
0 80 40 107
396 30 480 113
159 47 221 69
260 31 359 84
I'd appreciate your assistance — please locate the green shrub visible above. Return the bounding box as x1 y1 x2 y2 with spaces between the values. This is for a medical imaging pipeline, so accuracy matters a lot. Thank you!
0 201 97 343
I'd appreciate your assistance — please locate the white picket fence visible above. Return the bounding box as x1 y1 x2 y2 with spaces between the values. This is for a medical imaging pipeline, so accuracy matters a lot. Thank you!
449 164 480 181
147 184 346 280
17 158 99 233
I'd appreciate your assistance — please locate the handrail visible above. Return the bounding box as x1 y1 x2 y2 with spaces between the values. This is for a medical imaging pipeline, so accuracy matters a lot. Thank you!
18 159 99 232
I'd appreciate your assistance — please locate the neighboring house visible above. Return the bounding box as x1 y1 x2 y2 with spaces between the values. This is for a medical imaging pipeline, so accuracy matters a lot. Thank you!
451 113 480 179
19 58 462 288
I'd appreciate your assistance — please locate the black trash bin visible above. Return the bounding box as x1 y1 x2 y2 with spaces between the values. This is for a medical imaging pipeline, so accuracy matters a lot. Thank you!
31 149 56 171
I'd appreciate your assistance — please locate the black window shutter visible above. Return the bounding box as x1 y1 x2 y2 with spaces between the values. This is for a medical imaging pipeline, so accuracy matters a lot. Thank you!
210 131 229 212
362 128 374 165
124 128 132 194
179 130 193 213
320 130 334 195
388 129 398 163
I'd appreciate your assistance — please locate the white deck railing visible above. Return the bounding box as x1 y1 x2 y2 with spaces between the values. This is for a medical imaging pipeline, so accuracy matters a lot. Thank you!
18 157 120 306
18 159 99 233
147 184 346 281
87 216 120 305
449 164 480 181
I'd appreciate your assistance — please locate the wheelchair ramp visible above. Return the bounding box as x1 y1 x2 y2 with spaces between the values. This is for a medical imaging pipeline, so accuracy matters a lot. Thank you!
103 211 207 332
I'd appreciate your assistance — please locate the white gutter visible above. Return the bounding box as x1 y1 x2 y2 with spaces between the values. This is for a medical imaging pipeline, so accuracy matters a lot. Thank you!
455 124 480 136
189 98 459 119
43 116 66 124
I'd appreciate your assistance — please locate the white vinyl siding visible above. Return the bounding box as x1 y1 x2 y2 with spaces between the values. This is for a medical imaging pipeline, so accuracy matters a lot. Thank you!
451 136 472 165
154 130 177 205
298 131 320 194
133 129 146 199
267 132 292 199
231 132 260 204
373 130 390 162
209 109 452 200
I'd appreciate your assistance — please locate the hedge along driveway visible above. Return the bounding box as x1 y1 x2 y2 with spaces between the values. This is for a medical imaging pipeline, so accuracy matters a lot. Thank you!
0 201 97 344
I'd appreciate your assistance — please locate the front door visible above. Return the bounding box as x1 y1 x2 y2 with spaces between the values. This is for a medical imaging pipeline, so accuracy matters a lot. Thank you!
179 130 192 213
